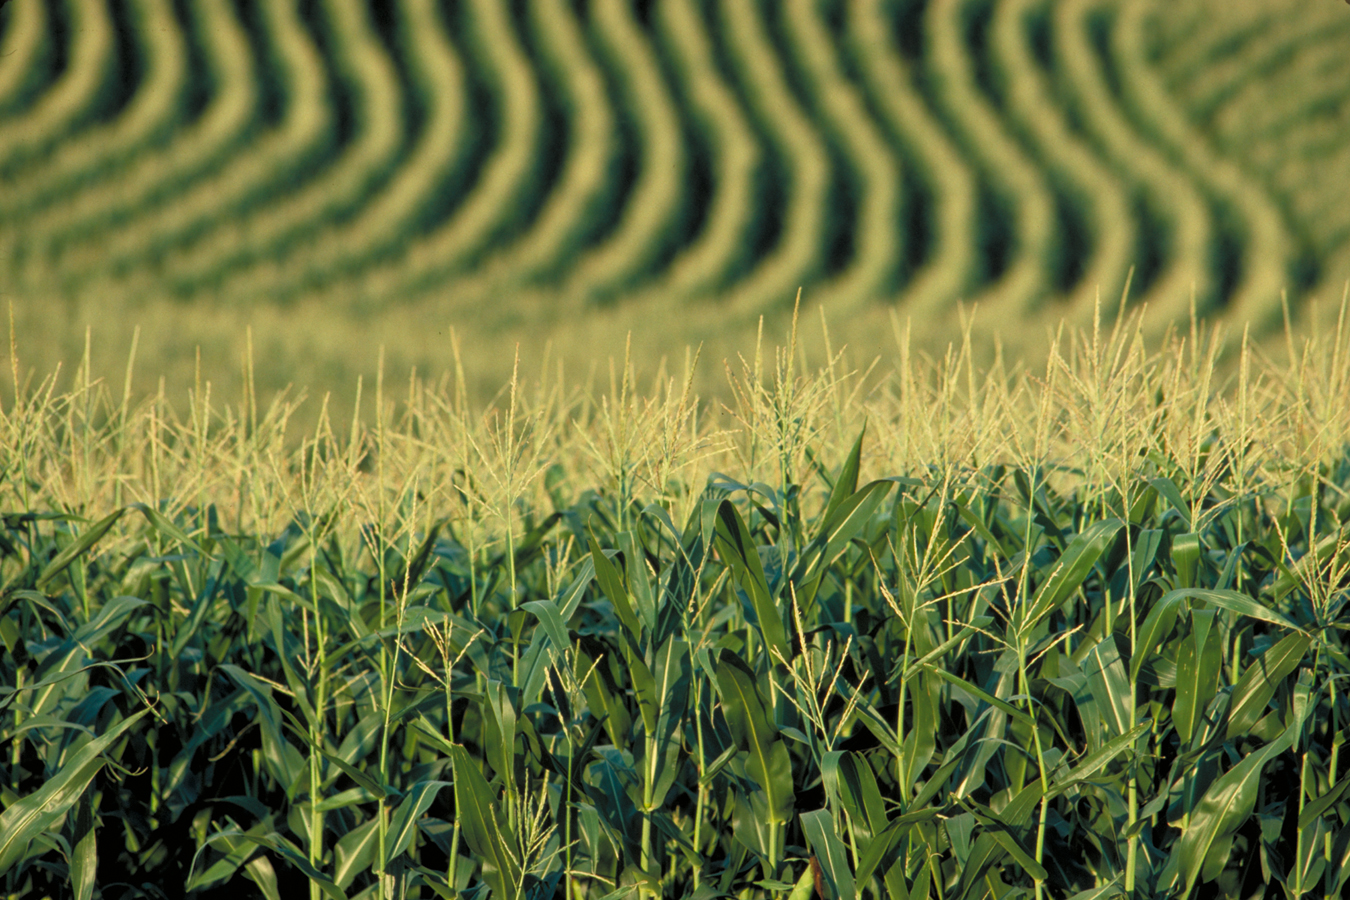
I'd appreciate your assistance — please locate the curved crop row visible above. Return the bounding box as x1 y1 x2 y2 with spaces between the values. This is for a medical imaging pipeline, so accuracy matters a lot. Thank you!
846 0 980 326
51 0 332 299
0 0 188 221
210 0 466 307
1173 17 1345 126
781 0 904 309
147 0 405 300
559 0 688 305
11 0 257 278
0 0 115 177
642 0 761 303
716 0 831 318
0 0 1343 383
926 0 1057 321
1054 0 1214 337
0 0 49 119
354 0 545 308
993 0 1134 323
1115 0 1294 341
454 0 619 299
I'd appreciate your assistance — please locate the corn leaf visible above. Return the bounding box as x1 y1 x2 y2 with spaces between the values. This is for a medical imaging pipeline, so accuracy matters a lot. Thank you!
0 708 148 875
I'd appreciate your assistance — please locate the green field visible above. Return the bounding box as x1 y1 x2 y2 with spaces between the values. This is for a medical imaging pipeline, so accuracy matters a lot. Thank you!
1 0 1348 404
4 0 1350 897
3 306 1350 898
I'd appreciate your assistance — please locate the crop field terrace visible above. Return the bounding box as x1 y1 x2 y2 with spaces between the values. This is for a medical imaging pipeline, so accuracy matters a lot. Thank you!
3 0 1350 898
3 305 1350 898
0 0 1347 401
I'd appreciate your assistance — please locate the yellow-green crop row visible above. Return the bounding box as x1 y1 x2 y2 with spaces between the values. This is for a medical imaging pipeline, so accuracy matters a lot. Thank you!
927 0 1057 319
1053 0 1213 340
461 0 617 295
220 0 465 306
4 306 1350 897
0 0 114 174
845 0 980 327
783 0 904 309
561 0 687 305
716 0 830 318
54 0 333 298
361 0 544 305
0 0 185 222
163 0 404 300
0 0 1345 412
646 0 761 302
0 0 48 116
993 0 1134 325
1113 1 1293 344
9 0 257 274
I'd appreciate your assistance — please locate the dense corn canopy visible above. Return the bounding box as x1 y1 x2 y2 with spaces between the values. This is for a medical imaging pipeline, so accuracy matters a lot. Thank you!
2 307 1350 898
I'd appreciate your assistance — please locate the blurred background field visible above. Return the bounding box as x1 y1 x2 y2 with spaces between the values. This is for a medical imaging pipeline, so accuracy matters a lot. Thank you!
1 0 1348 407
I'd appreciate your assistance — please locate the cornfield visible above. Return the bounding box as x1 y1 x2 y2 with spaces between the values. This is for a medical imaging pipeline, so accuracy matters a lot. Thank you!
2 0 1348 400
3 304 1350 898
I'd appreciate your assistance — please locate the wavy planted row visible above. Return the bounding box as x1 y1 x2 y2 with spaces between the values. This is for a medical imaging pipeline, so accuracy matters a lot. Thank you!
0 0 1343 346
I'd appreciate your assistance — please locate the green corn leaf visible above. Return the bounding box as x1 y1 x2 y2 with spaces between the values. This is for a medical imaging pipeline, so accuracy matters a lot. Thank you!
72 593 148 647
1299 771 1350 829
645 636 691 808
1182 587 1303 633
220 664 307 796
319 747 392 800
168 556 226 658
884 857 914 900
482 679 518 792
577 646 633 749
713 500 789 663
1082 636 1133 737
788 864 815 900
1172 532 1202 588
821 479 892 568
801 808 857 900
1132 591 1186 681
900 617 992 681
925 666 1036 729
0 708 148 875
1173 612 1222 744
265 596 318 726
823 751 886 839
616 530 657 633
386 780 453 863
1150 477 1191 527
1063 884 1124 900
1021 519 1124 629
450 745 522 900
588 533 642 642
128 503 206 555
67 783 97 900
554 556 596 621
715 650 792 823
1048 721 1151 797
189 829 346 900
899 673 938 786
244 854 283 900
519 627 555 709
522 598 571 657
954 797 1049 882
28 595 146 716
35 508 126 590
818 426 865 529
1175 732 1292 893
1227 631 1312 739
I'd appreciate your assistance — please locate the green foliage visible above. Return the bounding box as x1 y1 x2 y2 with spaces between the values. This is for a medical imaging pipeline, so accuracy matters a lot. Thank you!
3 314 1350 898
3 0 1346 413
